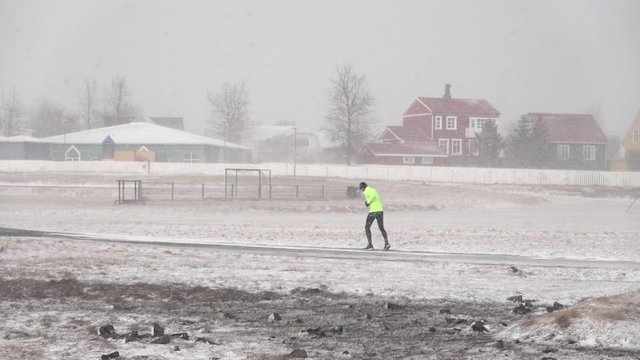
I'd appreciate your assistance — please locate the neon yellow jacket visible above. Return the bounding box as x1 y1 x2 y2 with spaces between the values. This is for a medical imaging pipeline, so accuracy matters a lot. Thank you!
363 186 384 213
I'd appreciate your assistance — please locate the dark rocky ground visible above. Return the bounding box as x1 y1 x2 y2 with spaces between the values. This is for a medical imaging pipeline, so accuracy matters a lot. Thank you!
2 277 639 360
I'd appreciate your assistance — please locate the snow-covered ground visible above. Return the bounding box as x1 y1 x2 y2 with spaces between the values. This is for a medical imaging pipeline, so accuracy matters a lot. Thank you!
1 173 639 359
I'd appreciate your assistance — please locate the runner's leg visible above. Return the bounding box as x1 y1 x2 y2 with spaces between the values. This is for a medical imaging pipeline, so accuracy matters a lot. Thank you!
365 213 374 247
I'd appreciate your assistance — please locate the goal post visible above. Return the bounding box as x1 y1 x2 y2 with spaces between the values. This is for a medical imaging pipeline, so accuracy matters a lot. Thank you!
224 168 272 199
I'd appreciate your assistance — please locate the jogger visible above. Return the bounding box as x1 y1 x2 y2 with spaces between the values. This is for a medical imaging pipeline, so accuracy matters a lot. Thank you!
359 182 390 250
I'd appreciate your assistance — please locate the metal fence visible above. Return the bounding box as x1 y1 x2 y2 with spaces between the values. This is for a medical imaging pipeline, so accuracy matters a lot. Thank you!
142 183 352 201
0 183 355 201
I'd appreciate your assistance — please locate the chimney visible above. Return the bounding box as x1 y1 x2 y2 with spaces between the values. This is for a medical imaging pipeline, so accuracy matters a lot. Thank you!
443 83 452 99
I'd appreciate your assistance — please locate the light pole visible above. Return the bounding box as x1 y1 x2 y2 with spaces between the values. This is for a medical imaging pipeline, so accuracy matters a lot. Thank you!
293 126 297 181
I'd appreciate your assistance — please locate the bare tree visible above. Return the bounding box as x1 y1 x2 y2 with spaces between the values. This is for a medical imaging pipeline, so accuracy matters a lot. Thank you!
323 64 374 165
207 81 250 144
31 99 79 138
1 86 25 136
79 78 99 129
102 76 136 126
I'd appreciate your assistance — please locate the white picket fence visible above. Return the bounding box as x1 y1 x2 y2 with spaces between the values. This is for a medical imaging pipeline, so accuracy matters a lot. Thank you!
1 160 639 187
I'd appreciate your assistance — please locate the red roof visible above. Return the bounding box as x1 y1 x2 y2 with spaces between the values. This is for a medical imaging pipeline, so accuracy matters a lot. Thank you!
384 126 430 143
527 113 608 144
361 142 446 156
405 97 500 117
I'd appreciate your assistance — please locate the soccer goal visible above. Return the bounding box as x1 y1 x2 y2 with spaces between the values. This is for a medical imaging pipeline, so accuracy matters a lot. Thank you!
224 168 272 199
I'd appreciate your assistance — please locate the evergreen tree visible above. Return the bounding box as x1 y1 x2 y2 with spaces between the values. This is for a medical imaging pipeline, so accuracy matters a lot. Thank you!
475 119 504 167
507 115 551 168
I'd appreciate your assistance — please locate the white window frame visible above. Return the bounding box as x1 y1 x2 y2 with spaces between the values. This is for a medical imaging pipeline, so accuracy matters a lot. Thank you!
435 116 442 130
421 157 434 165
64 145 81 161
183 152 201 163
451 139 462 155
438 138 449 154
403 156 415 164
446 116 457 130
469 117 487 131
583 145 596 161
634 129 640 143
138 146 150 152
557 144 570 160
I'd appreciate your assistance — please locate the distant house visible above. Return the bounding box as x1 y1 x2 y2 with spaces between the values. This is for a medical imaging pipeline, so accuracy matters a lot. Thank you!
358 84 500 166
41 122 251 163
148 117 185 130
246 125 322 163
0 135 50 160
526 113 608 170
623 110 640 170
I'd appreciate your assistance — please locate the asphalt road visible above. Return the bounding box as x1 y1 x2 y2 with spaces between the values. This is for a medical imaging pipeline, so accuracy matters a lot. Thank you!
3 226 639 270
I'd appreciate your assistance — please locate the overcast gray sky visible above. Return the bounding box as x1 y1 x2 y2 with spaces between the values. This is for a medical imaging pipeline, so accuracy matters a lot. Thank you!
1 0 639 139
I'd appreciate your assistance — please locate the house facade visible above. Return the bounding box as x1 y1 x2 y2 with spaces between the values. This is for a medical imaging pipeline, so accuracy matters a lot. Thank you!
526 113 608 170
41 122 251 163
358 84 500 166
623 110 640 170
0 136 50 160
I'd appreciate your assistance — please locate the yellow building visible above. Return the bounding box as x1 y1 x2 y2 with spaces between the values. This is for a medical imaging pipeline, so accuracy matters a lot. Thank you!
624 110 640 170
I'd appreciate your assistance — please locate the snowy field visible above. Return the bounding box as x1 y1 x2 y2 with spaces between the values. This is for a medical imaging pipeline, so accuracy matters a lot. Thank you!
1 172 640 359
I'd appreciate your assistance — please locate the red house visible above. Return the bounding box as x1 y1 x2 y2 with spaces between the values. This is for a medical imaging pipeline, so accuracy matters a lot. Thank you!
358 84 501 166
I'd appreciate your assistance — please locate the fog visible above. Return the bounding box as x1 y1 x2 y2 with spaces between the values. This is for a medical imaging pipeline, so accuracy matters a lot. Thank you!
1 0 639 138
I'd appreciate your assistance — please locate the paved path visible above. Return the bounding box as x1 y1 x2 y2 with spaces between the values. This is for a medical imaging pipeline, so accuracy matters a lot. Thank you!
2 226 639 269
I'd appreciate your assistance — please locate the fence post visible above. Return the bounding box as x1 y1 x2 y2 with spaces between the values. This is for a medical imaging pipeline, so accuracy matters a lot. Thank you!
296 185 299 199
321 185 325 199
171 183 174 201
202 183 205 200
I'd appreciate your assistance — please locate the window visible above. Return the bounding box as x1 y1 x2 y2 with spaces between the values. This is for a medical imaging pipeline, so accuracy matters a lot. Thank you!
583 145 595 161
438 138 449 154
446 116 457 130
469 139 479 156
403 156 415 164
65 145 81 161
634 129 640 143
421 157 434 165
557 144 570 160
138 146 150 152
435 116 442 130
183 152 200 163
470 118 486 131
451 139 462 155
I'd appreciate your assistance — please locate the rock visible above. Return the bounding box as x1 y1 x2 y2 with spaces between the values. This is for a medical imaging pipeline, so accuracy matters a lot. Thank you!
439 308 451 314
150 335 171 344
195 337 219 345
326 326 343 335
152 323 164 337
507 295 523 303
100 351 120 360
384 302 402 310
541 358 557 360
542 348 558 354
99 325 117 339
268 312 282 322
295 318 304 324
429 327 436 332
546 302 565 313
299 327 325 337
509 266 519 273
363 313 372 320
495 340 504 349
171 332 189 340
287 348 308 358
173 346 180 351
471 320 488 332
